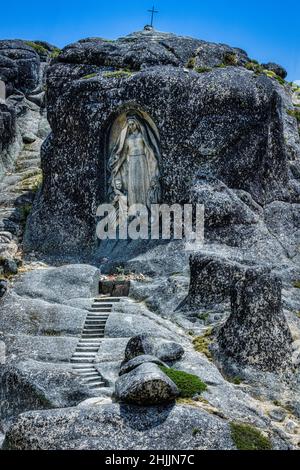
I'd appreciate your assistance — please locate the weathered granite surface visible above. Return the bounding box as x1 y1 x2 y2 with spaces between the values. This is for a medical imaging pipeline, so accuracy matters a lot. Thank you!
24 28 298 257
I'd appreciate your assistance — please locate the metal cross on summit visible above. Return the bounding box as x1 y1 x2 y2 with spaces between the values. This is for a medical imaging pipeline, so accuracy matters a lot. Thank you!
147 5 159 28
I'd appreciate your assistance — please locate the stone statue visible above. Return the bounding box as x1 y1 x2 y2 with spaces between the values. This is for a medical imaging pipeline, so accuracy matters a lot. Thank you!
108 114 161 209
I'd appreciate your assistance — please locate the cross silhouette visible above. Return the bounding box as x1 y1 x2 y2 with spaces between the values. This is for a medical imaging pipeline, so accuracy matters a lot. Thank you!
148 5 158 27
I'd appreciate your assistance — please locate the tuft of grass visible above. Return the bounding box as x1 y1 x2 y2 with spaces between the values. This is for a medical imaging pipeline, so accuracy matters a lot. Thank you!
82 73 97 80
195 67 212 74
192 328 213 360
160 366 207 398
192 428 200 436
186 57 196 69
293 280 300 288
230 422 272 450
244 61 263 74
223 52 238 66
103 69 133 78
296 312 300 319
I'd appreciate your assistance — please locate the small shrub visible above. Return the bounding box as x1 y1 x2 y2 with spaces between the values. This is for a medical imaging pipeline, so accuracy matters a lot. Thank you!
193 328 213 360
160 366 207 398
293 280 300 288
192 428 200 436
230 422 272 450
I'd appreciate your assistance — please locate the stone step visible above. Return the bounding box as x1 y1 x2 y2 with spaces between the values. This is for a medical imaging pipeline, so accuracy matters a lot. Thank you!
76 346 99 351
78 340 102 345
86 315 108 321
91 303 112 307
88 308 111 312
82 334 104 338
72 366 95 371
71 357 94 363
73 351 97 356
88 381 106 387
83 376 105 384
83 326 105 331
85 318 107 323
78 371 99 377
94 297 121 302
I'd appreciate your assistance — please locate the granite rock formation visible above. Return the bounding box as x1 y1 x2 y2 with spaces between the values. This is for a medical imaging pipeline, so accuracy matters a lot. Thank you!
216 269 293 372
1 27 300 450
24 27 299 258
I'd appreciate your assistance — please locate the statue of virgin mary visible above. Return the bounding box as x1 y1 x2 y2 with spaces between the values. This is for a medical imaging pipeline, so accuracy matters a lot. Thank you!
108 114 161 209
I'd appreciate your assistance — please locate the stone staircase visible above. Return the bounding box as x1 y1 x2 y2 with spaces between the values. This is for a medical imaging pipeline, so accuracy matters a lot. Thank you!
71 296 120 392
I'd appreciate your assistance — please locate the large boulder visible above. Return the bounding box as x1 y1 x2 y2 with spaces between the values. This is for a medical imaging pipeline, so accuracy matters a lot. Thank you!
182 254 246 308
3 403 235 450
216 269 293 371
115 362 179 405
24 29 293 257
261 62 287 79
124 335 184 362
0 40 40 94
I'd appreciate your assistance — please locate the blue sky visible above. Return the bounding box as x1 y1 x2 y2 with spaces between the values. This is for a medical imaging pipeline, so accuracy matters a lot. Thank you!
1 0 299 80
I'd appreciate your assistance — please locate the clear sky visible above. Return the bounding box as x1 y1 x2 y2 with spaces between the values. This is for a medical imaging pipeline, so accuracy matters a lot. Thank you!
1 0 299 80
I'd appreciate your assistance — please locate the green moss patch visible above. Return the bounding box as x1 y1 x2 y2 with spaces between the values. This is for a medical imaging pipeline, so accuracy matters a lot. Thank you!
293 280 300 288
230 422 272 450
25 41 48 55
103 70 133 78
82 73 98 80
160 366 207 398
195 67 212 74
192 328 213 360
